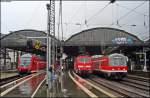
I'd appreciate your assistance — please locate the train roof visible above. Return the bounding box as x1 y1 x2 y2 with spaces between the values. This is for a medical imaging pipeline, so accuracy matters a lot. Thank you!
91 55 103 58
76 55 91 58
21 53 32 58
108 53 126 58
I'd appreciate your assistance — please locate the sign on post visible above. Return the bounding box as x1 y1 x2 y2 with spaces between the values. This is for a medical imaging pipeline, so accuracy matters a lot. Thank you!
34 40 41 49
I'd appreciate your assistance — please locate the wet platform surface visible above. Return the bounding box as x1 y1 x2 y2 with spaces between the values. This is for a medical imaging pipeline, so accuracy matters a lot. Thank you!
34 71 89 97
3 72 45 97
2 69 149 97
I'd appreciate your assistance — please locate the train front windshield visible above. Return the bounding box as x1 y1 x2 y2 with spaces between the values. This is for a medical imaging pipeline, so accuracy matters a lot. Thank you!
79 58 91 63
20 57 31 66
109 55 127 66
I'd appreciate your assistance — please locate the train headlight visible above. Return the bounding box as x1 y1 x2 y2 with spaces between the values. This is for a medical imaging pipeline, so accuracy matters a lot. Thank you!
86 66 91 68
78 65 83 68
112 69 114 70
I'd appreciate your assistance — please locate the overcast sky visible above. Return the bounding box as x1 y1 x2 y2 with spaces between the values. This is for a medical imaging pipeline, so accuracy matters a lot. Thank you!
1 1 149 41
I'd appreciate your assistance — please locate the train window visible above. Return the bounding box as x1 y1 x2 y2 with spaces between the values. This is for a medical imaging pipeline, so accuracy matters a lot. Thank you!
79 58 90 63
109 56 126 66
20 57 31 66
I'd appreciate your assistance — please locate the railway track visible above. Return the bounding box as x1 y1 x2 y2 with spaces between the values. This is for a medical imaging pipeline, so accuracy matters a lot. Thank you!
0 71 46 97
0 75 20 86
69 71 117 98
69 71 150 98
0 74 33 94
121 75 150 91
127 74 150 82
89 75 150 97
119 79 149 92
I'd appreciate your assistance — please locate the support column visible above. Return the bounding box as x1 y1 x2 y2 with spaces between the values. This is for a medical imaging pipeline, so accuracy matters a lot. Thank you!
13 50 15 66
4 48 6 71
143 47 147 72
16 51 19 70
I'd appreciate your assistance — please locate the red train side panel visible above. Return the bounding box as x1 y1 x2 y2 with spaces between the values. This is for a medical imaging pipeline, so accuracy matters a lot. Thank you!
92 53 128 79
18 54 46 74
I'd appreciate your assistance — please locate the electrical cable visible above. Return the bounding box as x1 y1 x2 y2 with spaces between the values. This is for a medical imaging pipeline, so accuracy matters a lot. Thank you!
112 1 147 25
116 3 149 17
80 1 116 30
86 2 110 23
69 2 84 22
74 1 111 34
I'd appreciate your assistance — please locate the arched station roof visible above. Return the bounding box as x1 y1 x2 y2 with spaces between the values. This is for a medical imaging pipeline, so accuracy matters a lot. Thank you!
1 29 60 54
64 27 143 46
63 27 146 56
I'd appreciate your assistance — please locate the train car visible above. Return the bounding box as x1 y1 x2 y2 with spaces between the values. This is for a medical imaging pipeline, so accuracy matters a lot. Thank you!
18 53 46 74
74 55 92 76
92 53 128 79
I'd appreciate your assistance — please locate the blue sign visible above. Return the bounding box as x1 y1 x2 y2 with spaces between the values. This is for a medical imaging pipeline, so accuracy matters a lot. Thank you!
112 37 133 44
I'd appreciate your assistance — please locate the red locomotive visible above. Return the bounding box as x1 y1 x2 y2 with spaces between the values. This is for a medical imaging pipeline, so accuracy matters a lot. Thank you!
92 53 128 79
74 55 92 75
18 54 46 74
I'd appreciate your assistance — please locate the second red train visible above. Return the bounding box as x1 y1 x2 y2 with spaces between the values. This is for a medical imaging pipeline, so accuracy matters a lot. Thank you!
74 53 128 79
74 55 92 75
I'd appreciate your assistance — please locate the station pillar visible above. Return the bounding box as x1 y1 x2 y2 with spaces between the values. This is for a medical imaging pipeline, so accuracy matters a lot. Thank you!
143 48 147 72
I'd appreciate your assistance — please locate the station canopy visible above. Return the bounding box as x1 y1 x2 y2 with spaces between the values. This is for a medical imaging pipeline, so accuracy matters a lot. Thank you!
64 27 145 56
64 27 143 46
1 29 60 54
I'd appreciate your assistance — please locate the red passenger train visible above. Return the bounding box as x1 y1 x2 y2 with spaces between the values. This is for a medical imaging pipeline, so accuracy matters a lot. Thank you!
18 54 46 74
92 53 128 79
74 55 92 75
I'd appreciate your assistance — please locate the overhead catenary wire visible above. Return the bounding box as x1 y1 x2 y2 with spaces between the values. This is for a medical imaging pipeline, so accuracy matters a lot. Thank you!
74 1 111 33
77 1 115 31
86 2 111 23
114 1 149 28
116 3 149 17
69 2 84 22
112 1 147 25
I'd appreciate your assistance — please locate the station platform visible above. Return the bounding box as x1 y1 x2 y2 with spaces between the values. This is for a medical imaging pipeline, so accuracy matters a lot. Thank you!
0 70 18 79
35 69 150 97
34 70 88 97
